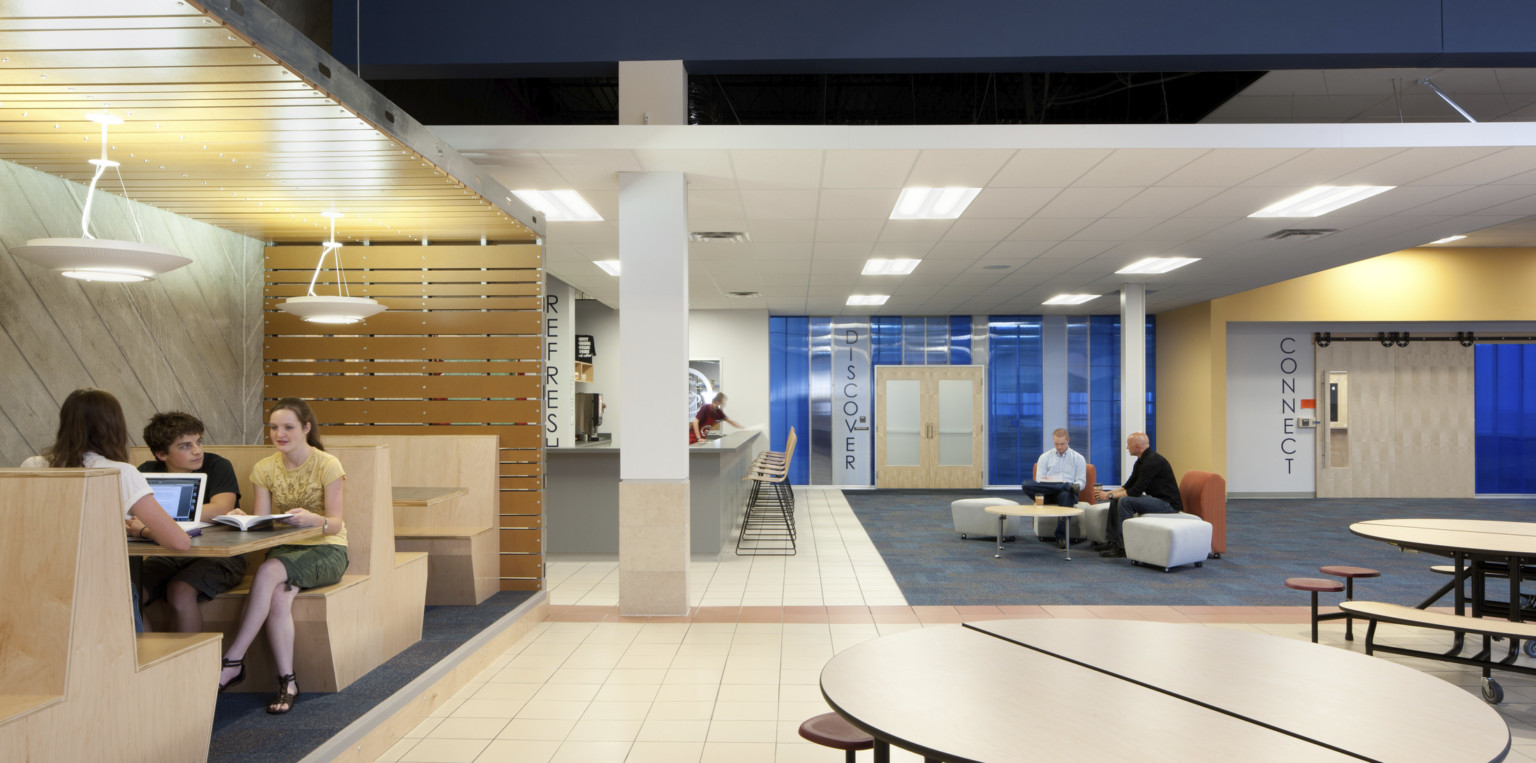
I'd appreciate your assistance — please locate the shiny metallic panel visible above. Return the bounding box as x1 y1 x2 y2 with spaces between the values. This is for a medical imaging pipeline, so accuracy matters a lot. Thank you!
809 318 834 485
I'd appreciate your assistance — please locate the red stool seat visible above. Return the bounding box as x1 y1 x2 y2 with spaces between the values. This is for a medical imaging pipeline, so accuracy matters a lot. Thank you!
799 712 874 751
1286 577 1344 592
1320 565 1380 579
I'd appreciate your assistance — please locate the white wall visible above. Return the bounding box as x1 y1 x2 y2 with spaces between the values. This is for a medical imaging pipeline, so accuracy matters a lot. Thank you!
688 309 770 433
1226 323 1317 495
571 304 770 444
544 276 576 448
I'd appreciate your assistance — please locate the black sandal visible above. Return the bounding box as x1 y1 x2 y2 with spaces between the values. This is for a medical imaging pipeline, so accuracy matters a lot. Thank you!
218 658 245 693
267 673 299 714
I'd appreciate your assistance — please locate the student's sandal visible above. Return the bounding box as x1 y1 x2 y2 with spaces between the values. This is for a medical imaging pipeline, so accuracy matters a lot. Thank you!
218 657 245 693
267 673 299 714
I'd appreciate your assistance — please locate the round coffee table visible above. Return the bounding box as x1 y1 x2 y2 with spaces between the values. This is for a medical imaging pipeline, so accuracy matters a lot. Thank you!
984 503 1085 560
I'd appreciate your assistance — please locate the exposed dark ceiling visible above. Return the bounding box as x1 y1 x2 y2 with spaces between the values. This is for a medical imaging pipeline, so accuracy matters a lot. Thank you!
367 71 1264 126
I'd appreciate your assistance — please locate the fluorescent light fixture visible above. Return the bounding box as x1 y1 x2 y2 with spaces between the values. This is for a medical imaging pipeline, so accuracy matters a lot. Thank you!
512 189 603 221
1042 294 1100 306
1248 186 1395 218
594 260 621 276
1117 257 1200 275
1429 235 1466 245
846 294 890 306
889 187 982 219
861 258 921 275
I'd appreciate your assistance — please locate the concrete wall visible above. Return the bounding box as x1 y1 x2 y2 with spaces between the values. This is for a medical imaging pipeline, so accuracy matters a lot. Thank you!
0 159 265 466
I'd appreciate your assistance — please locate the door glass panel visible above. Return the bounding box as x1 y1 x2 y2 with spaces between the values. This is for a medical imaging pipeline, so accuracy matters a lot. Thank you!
938 378 974 466
885 379 922 466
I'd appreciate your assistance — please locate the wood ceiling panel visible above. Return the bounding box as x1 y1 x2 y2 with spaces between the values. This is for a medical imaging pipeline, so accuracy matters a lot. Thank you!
0 1 535 244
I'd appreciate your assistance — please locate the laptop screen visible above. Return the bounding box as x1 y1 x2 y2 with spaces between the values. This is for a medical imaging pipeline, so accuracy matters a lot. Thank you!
145 475 203 522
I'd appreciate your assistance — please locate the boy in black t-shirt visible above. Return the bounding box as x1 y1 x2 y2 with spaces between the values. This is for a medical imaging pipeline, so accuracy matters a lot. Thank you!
138 412 245 633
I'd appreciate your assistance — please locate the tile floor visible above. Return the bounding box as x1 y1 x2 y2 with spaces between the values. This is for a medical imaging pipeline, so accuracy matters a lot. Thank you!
375 489 1536 762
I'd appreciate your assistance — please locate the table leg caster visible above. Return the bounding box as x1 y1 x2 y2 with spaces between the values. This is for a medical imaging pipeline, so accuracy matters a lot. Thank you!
1482 677 1504 705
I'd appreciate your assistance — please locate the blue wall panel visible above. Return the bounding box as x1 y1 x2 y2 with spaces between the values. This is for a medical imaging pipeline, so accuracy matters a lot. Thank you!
1088 316 1122 484
949 315 972 366
768 316 810 484
988 317 1044 486
1475 343 1536 494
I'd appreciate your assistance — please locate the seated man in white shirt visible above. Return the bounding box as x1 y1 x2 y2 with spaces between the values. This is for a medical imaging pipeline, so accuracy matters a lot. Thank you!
1022 428 1088 545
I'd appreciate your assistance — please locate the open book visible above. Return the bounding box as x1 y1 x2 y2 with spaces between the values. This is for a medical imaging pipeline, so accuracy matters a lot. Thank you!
211 513 293 531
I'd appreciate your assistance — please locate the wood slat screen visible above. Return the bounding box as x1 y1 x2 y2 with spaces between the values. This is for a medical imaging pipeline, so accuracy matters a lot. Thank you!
264 244 545 591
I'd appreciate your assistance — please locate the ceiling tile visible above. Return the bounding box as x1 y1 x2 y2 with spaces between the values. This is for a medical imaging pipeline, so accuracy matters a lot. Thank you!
1414 148 1536 186
878 220 955 242
1007 218 1094 240
906 149 1016 187
1330 146 1507 186
818 188 900 219
1240 148 1407 186
991 149 1112 187
688 189 746 219
1108 187 1225 218
815 219 886 242
943 219 1023 241
1071 218 1161 240
633 149 735 189
753 242 815 259
747 219 817 242
821 150 919 188
962 187 1060 218
926 241 995 259
1074 149 1207 187
731 149 824 189
740 190 820 219
541 149 642 189
1158 149 1307 186
1403 185 1536 217
812 242 875 259
1041 240 1116 259
1034 188 1140 218
870 242 936 258
985 240 1056 258
760 272 812 286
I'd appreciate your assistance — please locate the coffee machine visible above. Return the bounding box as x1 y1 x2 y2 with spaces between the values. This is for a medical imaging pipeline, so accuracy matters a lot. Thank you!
574 392 607 442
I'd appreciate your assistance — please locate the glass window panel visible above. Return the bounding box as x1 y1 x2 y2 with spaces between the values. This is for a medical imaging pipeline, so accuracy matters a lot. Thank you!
949 315 972 365
903 316 926 365
938 378 974 466
885 379 922 466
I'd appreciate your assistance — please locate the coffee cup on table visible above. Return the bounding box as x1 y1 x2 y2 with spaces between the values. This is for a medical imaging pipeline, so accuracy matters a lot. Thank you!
1033 495 1044 506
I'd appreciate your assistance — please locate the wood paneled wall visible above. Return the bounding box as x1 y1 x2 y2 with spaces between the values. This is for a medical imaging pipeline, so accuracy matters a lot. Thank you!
0 160 265 467
1314 341 1475 498
263 244 545 591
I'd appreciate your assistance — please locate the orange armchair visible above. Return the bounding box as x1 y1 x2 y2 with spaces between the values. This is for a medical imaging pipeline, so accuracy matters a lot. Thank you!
1177 470 1226 557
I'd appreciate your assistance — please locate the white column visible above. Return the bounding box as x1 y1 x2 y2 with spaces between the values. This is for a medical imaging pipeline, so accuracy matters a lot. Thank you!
618 171 690 615
618 60 687 125
1040 314 1068 451
1120 284 1147 479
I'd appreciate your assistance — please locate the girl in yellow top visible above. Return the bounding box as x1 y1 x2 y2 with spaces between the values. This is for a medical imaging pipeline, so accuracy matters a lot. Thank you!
217 398 346 714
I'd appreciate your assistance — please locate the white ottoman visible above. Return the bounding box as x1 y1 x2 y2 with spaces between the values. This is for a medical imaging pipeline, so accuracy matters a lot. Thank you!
1123 514 1212 572
1033 502 1098 541
952 497 1023 539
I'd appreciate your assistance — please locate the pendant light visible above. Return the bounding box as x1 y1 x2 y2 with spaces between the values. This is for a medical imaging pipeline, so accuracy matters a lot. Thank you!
277 211 386 324
12 113 191 282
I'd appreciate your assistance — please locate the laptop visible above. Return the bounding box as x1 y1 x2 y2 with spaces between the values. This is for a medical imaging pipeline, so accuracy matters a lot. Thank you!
144 473 212 530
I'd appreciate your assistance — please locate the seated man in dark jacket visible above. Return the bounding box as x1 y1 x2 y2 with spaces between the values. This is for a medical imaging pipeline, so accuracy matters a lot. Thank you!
1093 432 1182 558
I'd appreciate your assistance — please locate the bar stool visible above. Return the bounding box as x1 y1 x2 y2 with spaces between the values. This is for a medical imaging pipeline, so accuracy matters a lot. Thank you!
799 712 874 762
1318 565 1380 641
1285 577 1345 643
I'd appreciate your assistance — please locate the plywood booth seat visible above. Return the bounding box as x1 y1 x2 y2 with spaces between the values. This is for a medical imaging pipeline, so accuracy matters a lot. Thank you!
330 435 501 605
129 444 428 693
0 468 220 763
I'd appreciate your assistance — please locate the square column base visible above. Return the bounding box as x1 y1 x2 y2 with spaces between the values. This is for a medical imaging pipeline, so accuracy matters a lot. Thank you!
619 480 690 616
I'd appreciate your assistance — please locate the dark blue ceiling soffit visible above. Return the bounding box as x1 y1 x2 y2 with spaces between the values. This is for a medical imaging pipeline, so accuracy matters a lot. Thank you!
334 0 1536 79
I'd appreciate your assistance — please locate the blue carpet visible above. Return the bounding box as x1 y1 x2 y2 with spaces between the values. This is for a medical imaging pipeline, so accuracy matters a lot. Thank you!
207 591 533 762
842 491 1536 606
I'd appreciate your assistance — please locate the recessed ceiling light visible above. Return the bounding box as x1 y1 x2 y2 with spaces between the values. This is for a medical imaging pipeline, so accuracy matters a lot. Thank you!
1428 235 1467 245
1117 257 1199 275
594 260 620 276
846 294 890 306
1248 186 1395 218
512 189 603 221
890 187 982 220
861 258 921 275
1043 294 1099 306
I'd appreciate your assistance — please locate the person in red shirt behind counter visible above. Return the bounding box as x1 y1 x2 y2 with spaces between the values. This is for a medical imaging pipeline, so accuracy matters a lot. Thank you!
690 392 742 444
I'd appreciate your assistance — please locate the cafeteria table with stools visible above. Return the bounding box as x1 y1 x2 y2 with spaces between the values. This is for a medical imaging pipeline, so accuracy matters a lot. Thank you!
819 618 1509 763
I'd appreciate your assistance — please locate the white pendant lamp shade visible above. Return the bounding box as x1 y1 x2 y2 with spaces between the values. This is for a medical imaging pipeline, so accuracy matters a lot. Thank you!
12 237 192 282
15 114 190 283
277 213 387 324
278 295 387 324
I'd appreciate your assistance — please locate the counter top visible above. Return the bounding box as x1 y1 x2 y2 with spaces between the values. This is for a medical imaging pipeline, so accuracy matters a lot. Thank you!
549 429 762 454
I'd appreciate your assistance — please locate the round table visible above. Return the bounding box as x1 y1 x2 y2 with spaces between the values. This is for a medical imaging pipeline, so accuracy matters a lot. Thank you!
819 619 1510 763
984 503 1084 560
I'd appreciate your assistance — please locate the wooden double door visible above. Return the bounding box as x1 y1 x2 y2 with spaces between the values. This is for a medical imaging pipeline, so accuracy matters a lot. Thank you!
874 366 985 488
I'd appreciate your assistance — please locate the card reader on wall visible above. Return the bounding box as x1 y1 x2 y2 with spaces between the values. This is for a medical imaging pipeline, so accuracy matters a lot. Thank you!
1298 417 1315 428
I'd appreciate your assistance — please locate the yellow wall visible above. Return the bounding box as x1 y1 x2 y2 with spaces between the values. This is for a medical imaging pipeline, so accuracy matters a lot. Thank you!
1156 247 1536 478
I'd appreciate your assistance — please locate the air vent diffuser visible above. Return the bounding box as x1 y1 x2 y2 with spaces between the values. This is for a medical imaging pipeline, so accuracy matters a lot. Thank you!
690 231 749 243
1264 229 1338 241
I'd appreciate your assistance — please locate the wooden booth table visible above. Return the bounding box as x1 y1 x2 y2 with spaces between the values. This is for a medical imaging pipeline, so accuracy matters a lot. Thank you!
128 523 321 558
392 485 470 512
984 503 1084 560
819 618 1509 763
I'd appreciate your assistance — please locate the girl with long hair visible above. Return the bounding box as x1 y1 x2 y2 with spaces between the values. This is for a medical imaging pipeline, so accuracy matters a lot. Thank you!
216 397 347 714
